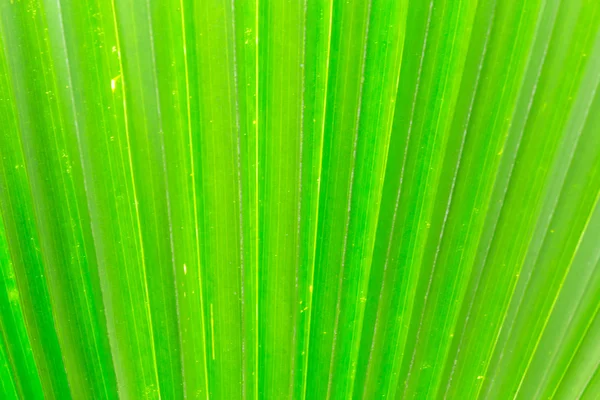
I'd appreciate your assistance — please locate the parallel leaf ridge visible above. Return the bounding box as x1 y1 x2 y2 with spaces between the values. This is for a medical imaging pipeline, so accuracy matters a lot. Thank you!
0 0 598 398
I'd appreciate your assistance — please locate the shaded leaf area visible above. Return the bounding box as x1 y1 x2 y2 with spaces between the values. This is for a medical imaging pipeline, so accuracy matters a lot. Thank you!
0 0 599 399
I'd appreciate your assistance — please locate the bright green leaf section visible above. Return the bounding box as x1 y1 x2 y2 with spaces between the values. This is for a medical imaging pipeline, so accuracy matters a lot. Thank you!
0 213 43 399
306 1 407 398
0 0 599 399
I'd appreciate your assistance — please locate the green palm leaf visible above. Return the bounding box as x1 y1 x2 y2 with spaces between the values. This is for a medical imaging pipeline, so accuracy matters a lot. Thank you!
0 0 599 398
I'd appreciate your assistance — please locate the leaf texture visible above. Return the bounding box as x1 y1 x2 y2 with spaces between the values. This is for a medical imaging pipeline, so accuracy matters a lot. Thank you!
0 0 599 399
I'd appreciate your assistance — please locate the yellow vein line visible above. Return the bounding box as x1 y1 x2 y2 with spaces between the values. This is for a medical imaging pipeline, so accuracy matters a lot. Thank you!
210 304 216 361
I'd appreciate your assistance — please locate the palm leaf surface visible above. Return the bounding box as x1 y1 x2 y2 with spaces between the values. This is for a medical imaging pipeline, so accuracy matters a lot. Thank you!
0 0 599 398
